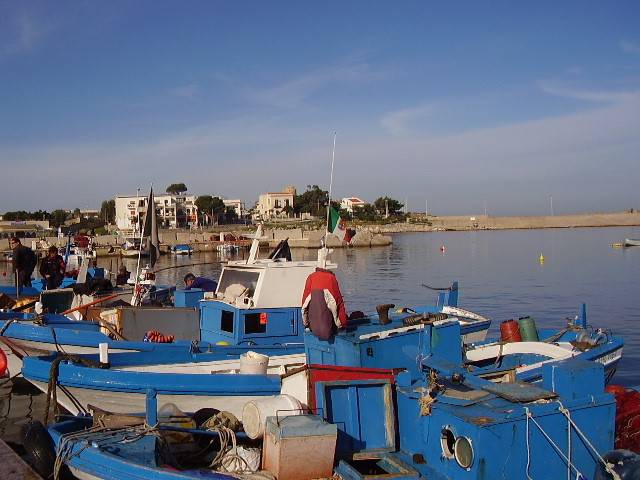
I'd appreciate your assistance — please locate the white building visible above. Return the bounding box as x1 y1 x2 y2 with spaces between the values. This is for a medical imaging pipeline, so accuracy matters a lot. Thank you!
256 186 296 219
223 199 245 218
115 194 198 231
340 196 367 214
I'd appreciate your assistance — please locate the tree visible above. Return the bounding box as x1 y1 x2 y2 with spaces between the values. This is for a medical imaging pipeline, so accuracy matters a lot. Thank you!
100 199 116 223
352 204 379 221
294 185 329 217
50 209 70 227
166 183 188 195
73 208 81 218
374 196 404 216
282 204 294 218
195 195 226 225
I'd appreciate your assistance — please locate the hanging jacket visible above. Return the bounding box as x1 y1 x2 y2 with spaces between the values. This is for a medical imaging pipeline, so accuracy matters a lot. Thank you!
301 268 347 339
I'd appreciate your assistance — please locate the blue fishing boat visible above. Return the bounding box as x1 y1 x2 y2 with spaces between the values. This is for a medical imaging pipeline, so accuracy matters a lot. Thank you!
2 234 491 377
171 244 193 255
33 319 632 480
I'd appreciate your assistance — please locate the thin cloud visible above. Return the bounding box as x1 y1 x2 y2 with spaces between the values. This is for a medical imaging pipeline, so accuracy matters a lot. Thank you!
0 8 56 57
620 40 640 54
244 62 379 109
538 80 639 104
169 83 200 100
380 104 435 136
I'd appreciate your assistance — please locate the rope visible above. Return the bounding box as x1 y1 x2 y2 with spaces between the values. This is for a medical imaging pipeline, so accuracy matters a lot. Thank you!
154 260 226 274
420 283 454 291
557 402 622 480
524 403 623 480
44 353 103 424
524 407 585 479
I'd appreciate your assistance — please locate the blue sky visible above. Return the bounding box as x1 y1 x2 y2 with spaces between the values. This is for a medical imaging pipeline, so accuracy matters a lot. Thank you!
1 1 639 215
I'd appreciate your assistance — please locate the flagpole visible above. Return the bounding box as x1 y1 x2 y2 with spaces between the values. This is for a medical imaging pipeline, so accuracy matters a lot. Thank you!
325 132 337 238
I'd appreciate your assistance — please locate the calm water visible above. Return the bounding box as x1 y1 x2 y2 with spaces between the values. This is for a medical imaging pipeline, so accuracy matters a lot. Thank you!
1 226 639 446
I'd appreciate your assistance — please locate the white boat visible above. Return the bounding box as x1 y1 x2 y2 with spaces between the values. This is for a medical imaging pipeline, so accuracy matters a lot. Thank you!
624 238 640 247
120 238 148 257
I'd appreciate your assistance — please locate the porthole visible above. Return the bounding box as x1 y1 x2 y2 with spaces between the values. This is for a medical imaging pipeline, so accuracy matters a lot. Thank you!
454 436 474 469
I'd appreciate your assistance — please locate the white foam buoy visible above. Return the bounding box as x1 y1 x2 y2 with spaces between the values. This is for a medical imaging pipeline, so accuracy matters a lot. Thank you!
99 343 109 364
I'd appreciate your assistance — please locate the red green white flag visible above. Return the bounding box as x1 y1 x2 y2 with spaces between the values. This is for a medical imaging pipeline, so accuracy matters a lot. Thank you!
328 207 354 243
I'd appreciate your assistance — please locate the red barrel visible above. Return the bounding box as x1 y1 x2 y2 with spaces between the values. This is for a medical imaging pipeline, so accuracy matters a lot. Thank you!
500 319 522 343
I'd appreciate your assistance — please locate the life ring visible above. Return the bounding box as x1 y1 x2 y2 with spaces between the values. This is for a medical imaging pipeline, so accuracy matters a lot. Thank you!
22 420 56 479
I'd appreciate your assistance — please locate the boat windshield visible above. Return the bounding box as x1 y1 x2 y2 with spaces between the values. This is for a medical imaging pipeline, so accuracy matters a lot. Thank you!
217 269 260 297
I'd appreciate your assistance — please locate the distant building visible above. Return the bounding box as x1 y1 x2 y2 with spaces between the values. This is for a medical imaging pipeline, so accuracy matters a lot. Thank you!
80 209 100 219
223 199 246 218
257 186 296 219
0 220 51 239
340 196 367 214
115 194 198 231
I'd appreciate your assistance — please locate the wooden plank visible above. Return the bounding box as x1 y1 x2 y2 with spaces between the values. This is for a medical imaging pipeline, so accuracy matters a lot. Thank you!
0 438 42 480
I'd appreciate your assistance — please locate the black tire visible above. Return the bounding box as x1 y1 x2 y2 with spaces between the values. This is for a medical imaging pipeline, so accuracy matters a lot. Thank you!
21 420 55 479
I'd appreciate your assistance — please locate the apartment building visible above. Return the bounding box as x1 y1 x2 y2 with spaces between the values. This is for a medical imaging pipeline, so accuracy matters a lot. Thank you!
115 194 198 231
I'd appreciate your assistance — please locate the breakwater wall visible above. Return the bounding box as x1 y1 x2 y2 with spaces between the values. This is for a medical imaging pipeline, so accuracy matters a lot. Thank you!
364 211 640 234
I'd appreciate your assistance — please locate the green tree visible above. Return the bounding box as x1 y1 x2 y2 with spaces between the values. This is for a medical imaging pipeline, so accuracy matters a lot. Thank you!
374 196 404 216
281 204 294 218
166 183 188 195
100 199 116 223
195 195 226 225
352 204 379 221
73 208 81 218
50 209 70 227
294 185 328 217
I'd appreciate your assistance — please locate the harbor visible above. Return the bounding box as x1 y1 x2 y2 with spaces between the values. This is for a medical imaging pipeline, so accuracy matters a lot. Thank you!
2 2 640 478
1 226 639 479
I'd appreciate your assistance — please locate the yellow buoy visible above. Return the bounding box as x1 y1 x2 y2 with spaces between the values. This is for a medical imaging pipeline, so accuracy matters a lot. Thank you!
539 253 545 263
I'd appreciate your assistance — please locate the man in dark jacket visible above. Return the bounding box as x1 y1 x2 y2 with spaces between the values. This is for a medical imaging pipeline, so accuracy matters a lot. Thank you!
184 273 218 292
10 237 37 288
39 246 66 290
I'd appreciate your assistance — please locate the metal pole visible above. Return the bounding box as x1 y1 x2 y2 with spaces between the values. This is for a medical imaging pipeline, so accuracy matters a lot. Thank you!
550 195 554 216
325 132 337 235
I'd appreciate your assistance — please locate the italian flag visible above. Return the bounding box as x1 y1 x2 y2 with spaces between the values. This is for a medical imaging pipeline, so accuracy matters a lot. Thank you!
328 207 354 243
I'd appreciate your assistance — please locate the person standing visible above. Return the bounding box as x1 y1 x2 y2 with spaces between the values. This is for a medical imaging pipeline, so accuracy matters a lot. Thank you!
39 246 66 290
10 237 37 288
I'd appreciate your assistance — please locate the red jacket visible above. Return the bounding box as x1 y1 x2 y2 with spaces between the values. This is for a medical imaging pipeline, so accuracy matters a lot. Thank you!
301 268 348 327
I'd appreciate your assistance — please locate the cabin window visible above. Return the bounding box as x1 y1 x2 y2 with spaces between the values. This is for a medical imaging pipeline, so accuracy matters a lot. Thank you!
245 313 267 334
217 270 259 297
221 311 234 333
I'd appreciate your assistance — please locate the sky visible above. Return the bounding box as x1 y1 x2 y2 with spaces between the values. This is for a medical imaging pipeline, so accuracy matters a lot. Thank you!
1 1 639 216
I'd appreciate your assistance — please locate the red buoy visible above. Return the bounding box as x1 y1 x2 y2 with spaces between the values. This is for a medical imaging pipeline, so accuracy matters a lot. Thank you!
0 348 7 377
500 319 522 343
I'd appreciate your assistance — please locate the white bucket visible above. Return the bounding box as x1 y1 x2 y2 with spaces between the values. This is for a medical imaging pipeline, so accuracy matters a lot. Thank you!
242 394 303 439
240 351 269 375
